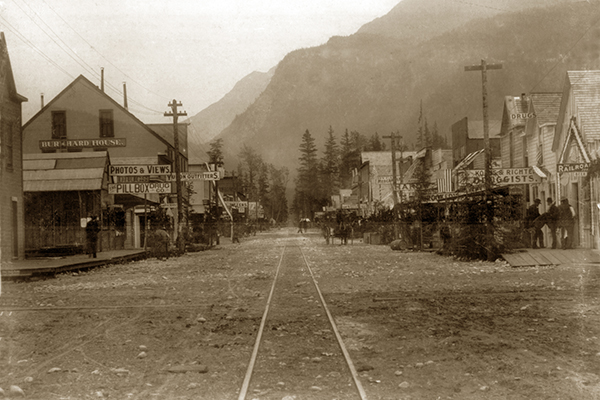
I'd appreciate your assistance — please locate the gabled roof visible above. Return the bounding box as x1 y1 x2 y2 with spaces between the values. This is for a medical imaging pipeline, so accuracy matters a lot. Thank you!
500 95 529 135
22 74 173 150
23 151 108 192
0 32 27 103
530 92 562 127
567 70 600 141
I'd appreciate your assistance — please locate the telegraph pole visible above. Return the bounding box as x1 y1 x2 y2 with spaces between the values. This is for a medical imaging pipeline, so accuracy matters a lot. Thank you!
164 99 187 253
465 59 502 260
383 131 399 207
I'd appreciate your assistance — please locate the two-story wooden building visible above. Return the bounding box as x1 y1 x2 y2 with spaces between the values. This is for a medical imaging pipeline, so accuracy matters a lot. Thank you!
0 32 27 263
22 74 188 253
553 71 600 249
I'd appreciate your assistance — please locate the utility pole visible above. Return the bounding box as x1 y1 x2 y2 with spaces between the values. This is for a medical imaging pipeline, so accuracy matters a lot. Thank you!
465 59 502 260
383 131 399 207
164 99 187 253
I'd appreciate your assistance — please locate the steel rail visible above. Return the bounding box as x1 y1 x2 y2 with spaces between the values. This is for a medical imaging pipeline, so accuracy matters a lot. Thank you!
299 246 368 400
237 245 286 400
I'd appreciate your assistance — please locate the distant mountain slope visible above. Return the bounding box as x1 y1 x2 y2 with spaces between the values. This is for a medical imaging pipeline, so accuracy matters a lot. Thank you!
186 67 275 162
216 0 600 171
357 0 580 40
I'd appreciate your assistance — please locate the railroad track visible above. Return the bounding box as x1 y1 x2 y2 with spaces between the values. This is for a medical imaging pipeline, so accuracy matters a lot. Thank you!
238 244 367 400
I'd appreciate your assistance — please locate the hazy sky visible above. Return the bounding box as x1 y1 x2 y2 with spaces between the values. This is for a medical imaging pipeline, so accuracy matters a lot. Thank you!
1 0 400 124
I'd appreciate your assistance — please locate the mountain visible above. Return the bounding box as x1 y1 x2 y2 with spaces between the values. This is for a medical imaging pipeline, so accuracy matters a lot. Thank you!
186 67 275 163
214 0 600 171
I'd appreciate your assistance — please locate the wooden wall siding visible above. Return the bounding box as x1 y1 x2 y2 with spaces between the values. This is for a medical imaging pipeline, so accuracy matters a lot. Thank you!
0 95 25 261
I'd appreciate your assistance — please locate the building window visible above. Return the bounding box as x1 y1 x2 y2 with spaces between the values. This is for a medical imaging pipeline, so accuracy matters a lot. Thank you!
4 121 13 171
99 110 114 138
523 136 528 166
51 111 66 139
508 132 513 168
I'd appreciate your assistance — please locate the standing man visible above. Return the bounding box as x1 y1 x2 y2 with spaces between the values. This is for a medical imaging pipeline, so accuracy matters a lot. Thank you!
85 215 100 258
543 197 559 249
558 198 575 249
526 198 543 248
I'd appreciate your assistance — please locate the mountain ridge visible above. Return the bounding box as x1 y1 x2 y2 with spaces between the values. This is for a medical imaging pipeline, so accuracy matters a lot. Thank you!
209 0 600 171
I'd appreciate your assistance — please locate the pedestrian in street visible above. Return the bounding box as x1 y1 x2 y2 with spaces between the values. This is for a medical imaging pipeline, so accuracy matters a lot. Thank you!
85 215 100 258
558 198 575 249
154 228 170 260
526 198 544 248
542 197 559 249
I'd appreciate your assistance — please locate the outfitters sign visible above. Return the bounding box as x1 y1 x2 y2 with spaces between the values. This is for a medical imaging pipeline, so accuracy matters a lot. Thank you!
40 138 126 149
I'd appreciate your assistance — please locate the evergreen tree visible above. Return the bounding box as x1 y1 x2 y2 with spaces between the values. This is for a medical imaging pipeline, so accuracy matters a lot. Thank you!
320 126 339 202
416 101 424 149
339 129 353 188
368 132 386 151
294 129 319 219
207 138 224 165
268 165 289 222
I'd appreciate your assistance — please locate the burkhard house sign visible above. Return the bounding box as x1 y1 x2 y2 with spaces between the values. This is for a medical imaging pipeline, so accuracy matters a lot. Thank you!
40 138 126 149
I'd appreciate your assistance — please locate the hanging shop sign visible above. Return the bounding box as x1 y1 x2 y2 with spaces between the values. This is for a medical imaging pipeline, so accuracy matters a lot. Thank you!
557 163 590 174
115 175 150 183
108 182 172 194
164 171 220 181
40 138 126 149
461 168 541 186
109 164 171 176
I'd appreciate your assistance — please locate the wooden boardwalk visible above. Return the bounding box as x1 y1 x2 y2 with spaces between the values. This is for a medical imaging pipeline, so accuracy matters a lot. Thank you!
502 248 600 267
1 249 147 279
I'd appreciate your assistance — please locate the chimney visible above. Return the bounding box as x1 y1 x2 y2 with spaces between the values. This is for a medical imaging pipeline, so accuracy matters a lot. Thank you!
521 93 528 112
123 82 128 110
40 93 44 109
100 67 104 92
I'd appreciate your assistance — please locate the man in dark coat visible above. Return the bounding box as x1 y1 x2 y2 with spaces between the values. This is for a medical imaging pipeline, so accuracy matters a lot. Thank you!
558 198 575 249
85 216 100 258
543 197 559 249
526 198 543 248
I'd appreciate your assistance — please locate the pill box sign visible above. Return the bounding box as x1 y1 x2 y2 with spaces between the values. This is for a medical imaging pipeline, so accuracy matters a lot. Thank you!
108 182 173 194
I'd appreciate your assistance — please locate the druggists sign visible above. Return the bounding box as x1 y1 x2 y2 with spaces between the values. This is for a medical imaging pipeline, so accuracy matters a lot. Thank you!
40 138 126 149
461 168 541 186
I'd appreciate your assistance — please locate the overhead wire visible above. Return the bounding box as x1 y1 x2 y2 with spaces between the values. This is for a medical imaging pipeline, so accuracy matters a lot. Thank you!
0 14 74 79
9 0 166 116
39 0 171 103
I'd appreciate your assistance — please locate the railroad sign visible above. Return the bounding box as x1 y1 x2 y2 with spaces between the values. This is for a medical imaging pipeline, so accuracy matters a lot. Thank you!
557 163 589 174
109 164 171 176
164 171 220 181
108 182 172 194
160 203 177 209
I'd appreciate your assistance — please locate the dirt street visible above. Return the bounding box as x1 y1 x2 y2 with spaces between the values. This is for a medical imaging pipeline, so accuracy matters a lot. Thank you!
1 228 599 399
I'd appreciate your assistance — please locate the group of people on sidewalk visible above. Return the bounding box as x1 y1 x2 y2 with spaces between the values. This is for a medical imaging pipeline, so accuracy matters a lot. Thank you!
525 197 576 250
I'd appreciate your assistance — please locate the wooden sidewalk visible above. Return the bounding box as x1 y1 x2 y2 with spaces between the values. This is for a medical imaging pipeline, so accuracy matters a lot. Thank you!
1 249 147 279
502 248 600 267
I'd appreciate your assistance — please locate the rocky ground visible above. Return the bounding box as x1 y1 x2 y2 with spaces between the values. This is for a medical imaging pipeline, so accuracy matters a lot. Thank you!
0 228 599 399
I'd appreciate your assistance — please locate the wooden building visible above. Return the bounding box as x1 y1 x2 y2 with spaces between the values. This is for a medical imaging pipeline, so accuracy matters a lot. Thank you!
553 71 600 249
22 74 188 252
0 32 27 262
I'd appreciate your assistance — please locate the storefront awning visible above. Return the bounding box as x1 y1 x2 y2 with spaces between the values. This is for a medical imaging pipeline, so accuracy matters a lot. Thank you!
532 165 549 179
23 151 108 192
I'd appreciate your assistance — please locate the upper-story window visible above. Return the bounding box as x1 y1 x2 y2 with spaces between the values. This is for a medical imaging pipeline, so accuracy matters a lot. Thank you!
51 111 66 139
4 121 13 171
99 110 114 138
